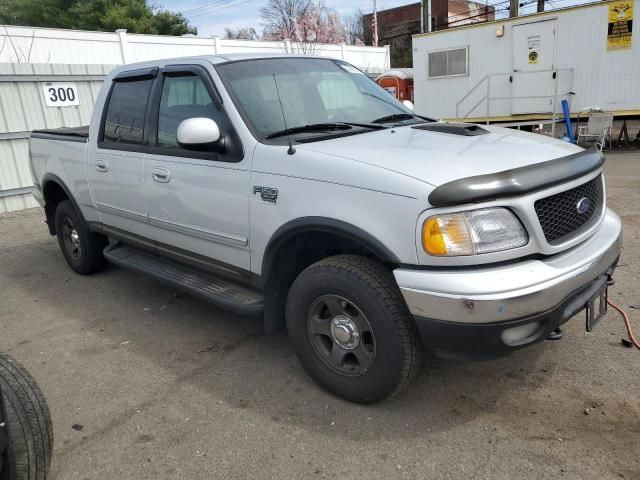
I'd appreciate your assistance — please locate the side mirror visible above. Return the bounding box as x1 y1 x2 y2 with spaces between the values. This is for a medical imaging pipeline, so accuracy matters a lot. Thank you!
402 100 415 112
177 117 224 152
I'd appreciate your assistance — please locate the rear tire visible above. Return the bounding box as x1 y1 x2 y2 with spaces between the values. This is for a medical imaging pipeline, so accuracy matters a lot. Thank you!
54 200 107 275
0 353 53 480
286 255 420 403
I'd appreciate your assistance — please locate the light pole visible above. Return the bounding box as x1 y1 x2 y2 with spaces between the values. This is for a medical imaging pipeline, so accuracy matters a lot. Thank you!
421 0 432 33
372 0 379 47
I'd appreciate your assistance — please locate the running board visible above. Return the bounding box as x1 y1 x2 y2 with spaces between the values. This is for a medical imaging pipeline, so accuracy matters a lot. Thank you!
104 244 263 316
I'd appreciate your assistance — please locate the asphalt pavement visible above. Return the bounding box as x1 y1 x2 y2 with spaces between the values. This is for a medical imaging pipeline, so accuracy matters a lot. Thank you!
0 151 638 479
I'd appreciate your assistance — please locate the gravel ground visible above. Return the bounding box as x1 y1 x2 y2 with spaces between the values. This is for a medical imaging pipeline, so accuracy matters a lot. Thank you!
0 151 638 480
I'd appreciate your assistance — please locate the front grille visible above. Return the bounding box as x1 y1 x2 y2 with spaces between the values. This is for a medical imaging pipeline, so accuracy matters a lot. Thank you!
534 176 602 244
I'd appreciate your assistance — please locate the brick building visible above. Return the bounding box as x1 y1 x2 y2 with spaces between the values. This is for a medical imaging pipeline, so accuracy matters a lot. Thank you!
363 0 495 67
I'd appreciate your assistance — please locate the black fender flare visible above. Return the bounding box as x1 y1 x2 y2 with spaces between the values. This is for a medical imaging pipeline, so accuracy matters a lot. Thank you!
41 174 84 235
258 216 401 333
259 217 400 334
261 216 400 281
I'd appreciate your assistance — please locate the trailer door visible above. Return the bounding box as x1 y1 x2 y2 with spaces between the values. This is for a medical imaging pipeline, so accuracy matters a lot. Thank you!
512 19 556 114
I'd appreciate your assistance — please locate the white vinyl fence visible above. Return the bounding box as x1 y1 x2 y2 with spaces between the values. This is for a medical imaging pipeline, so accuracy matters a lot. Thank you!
0 26 391 213
0 25 390 73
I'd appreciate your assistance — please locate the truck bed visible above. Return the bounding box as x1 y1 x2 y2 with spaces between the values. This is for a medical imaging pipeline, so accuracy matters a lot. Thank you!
31 126 89 143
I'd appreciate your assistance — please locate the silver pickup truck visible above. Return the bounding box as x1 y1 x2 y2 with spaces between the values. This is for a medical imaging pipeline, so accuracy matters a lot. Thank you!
29 54 622 403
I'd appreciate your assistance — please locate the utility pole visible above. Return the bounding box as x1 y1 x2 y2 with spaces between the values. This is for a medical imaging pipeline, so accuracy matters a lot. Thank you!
372 0 379 47
421 0 432 33
537 0 545 12
509 0 519 17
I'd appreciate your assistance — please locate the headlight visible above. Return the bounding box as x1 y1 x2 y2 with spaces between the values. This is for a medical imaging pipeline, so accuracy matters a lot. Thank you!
422 208 527 256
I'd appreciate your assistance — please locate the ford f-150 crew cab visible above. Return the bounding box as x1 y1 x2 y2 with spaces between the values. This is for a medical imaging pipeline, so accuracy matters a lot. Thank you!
29 54 622 403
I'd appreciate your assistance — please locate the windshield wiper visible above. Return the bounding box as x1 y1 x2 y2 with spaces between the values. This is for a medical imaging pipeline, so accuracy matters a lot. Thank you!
266 123 352 139
339 122 386 130
371 113 418 124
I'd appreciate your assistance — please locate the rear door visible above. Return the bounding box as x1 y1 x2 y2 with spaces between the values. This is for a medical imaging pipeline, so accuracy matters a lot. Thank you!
512 19 556 114
143 64 251 274
87 68 156 239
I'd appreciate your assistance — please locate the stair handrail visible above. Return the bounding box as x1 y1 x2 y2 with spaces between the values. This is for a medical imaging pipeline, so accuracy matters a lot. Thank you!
455 74 488 120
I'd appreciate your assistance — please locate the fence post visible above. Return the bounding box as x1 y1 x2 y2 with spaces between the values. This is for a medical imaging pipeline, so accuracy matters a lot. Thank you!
284 39 292 53
340 43 346 60
115 29 130 64
384 44 391 69
213 36 220 55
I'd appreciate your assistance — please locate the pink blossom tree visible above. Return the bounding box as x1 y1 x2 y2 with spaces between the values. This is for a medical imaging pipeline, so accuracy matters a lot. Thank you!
261 0 346 53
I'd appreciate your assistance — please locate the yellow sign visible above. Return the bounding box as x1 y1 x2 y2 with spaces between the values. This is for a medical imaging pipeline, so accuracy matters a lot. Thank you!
528 50 539 64
607 1 634 50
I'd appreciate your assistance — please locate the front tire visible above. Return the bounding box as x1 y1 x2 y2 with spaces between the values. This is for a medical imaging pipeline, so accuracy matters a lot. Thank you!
286 255 420 403
54 200 107 275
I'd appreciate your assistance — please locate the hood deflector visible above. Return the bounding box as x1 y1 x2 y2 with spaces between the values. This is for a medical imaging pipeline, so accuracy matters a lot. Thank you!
428 147 604 207
412 123 489 136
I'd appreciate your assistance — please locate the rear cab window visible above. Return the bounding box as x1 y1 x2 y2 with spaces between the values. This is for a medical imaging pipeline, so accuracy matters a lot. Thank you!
101 77 153 145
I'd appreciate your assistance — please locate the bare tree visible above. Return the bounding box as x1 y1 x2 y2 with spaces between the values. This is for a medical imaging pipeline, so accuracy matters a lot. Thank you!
261 0 345 53
224 26 260 40
261 0 313 40
343 8 365 45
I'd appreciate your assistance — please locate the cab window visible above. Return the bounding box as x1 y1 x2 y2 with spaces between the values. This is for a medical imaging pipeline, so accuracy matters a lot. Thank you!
157 74 225 147
102 78 153 144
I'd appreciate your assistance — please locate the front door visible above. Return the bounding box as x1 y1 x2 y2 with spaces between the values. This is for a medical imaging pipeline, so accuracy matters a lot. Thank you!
512 19 556 114
144 65 251 274
87 70 155 239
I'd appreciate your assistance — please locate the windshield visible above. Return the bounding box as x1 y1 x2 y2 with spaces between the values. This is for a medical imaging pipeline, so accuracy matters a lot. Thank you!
216 58 420 142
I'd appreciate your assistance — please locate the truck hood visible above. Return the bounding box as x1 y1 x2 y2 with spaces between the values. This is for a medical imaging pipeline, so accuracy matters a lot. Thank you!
296 123 583 187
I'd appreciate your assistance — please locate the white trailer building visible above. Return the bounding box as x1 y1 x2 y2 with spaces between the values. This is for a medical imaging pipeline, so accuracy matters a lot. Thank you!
412 0 639 122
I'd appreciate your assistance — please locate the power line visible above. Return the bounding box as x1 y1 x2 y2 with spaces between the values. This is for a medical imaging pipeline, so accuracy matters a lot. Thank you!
183 0 238 17
443 0 510 25
442 4 511 26
183 0 232 15
188 0 255 19
446 0 508 24
442 0 539 27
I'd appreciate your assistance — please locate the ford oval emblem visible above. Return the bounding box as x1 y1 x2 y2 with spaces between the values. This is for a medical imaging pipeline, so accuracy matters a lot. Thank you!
576 197 591 214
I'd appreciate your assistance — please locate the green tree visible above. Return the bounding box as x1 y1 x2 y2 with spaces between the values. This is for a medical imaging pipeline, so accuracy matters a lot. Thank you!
152 10 196 36
0 0 196 36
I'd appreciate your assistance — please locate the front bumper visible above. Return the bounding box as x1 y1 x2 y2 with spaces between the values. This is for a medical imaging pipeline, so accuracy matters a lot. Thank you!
394 209 622 359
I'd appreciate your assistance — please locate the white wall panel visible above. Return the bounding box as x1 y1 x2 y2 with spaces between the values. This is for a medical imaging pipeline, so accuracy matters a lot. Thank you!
0 63 112 213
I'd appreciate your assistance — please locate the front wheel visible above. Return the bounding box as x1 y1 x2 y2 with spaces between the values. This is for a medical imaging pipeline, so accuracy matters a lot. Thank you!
286 255 420 403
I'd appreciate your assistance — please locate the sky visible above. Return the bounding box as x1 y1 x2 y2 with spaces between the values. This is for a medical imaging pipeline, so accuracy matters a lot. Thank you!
161 0 586 37
161 0 416 37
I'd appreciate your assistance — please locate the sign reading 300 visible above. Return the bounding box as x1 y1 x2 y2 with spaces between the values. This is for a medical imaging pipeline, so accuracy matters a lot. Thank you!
42 82 80 107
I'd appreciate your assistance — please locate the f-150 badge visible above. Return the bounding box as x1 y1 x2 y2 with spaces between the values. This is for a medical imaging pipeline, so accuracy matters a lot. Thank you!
253 186 278 204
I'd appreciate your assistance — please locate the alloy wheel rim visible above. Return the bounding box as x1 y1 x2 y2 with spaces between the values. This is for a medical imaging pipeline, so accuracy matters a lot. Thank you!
307 294 376 376
62 217 82 260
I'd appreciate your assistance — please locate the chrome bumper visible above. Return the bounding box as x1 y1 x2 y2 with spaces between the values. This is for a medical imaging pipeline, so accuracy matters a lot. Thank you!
394 209 622 325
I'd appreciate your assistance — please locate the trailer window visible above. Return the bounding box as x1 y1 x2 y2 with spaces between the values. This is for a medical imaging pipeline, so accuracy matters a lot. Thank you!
428 47 468 78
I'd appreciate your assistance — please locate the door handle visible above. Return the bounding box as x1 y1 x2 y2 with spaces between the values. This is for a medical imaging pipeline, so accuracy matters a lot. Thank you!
152 167 171 183
95 160 108 173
